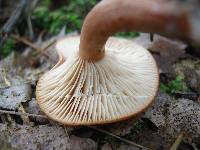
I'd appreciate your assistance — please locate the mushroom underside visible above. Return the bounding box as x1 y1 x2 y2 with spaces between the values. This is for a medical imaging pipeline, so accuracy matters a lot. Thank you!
36 36 159 125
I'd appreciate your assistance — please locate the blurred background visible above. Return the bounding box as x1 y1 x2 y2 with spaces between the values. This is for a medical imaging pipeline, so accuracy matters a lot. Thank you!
0 0 143 58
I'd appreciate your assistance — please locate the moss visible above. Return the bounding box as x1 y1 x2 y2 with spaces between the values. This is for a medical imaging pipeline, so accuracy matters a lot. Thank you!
124 122 143 140
33 0 140 39
115 32 140 38
33 0 96 34
160 75 189 95
0 38 15 57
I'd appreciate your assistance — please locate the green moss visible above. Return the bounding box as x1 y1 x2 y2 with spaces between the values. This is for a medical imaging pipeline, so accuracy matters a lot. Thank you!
125 122 143 140
33 0 141 38
1 38 15 57
115 32 140 38
104 136 118 144
33 0 96 34
160 75 188 94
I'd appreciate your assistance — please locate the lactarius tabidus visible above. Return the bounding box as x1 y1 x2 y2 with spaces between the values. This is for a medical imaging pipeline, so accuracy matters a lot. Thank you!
36 0 200 125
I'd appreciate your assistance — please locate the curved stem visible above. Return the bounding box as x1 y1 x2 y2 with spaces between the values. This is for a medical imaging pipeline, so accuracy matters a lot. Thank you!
79 0 190 61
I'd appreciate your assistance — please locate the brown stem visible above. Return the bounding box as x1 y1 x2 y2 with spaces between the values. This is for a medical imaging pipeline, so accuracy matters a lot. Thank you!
79 0 190 61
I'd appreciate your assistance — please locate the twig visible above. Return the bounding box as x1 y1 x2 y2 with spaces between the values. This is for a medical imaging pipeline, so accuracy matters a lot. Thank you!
11 34 56 62
0 109 47 119
18 103 32 124
0 0 27 47
87 126 151 150
35 39 57 60
43 39 57 52
27 16 34 39
12 34 43 51
170 133 183 150
26 0 40 39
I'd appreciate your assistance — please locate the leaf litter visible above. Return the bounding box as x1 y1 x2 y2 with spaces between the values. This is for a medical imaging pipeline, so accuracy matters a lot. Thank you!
1 31 200 150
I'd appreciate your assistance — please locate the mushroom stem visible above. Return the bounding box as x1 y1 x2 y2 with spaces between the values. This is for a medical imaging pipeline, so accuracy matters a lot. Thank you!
79 0 191 61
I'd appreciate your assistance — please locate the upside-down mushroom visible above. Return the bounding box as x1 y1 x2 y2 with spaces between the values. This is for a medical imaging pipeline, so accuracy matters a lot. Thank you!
36 0 200 125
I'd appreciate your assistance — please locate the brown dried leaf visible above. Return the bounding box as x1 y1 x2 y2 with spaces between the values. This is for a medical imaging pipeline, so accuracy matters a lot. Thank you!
149 35 187 73
133 33 187 73
70 135 97 150
0 82 31 110
104 118 138 136
0 124 71 150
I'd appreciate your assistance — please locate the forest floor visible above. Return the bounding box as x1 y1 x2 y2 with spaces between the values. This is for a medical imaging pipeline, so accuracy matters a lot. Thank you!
1 31 200 150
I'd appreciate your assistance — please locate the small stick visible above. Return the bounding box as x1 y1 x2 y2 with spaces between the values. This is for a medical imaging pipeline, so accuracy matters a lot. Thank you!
34 39 57 60
87 126 151 150
170 133 183 150
64 126 71 150
43 39 57 52
0 0 27 47
11 34 56 62
0 109 47 119
12 34 43 52
27 16 34 39
18 103 32 124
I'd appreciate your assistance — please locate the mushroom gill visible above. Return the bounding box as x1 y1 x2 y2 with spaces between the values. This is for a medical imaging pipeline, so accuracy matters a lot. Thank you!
36 36 158 125
36 0 195 125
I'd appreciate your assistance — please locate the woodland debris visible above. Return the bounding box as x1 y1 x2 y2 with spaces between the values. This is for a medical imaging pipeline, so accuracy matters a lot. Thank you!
0 81 31 110
0 124 71 150
25 98 49 124
145 92 200 144
70 135 97 150
174 58 200 93
144 92 171 128
0 0 28 47
133 33 187 73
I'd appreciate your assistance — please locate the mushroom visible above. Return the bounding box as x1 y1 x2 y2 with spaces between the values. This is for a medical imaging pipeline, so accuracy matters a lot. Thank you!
36 0 199 125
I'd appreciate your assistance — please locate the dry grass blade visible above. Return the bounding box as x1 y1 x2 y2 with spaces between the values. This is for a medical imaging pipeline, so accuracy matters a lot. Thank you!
87 126 152 150
170 133 183 150
42 39 57 52
2 70 11 87
0 109 47 119
35 39 57 60
18 103 32 124
64 126 71 150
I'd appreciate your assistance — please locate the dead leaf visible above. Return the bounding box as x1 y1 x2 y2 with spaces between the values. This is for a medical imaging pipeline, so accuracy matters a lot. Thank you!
166 99 200 140
0 82 31 110
101 143 113 150
70 135 97 150
104 118 138 136
0 124 71 150
133 33 187 73
25 98 49 124
149 35 187 73
144 92 171 128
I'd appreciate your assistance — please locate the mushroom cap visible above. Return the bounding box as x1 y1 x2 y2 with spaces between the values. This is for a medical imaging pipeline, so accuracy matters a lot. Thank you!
36 36 159 125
